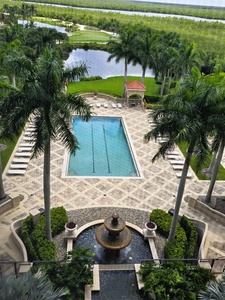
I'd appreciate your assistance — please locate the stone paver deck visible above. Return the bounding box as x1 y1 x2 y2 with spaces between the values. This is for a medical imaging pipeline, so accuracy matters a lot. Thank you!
1 97 225 264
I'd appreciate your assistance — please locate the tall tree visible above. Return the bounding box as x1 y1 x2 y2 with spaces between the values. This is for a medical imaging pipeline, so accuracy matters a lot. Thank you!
131 32 155 84
0 47 91 240
144 67 223 242
107 28 137 96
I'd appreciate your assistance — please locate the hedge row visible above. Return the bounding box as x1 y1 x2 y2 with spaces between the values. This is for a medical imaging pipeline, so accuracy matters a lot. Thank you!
180 215 198 258
150 209 189 259
21 206 68 261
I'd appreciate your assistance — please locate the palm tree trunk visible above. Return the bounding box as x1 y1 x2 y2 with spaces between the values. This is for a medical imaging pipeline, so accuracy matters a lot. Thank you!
123 58 128 97
168 142 195 242
141 67 146 84
205 139 225 203
160 74 166 96
207 150 217 175
43 142 52 241
0 154 6 200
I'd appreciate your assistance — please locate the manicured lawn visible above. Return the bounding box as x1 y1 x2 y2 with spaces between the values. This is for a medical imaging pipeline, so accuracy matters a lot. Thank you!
179 142 225 180
68 30 114 43
1 139 19 171
68 76 159 97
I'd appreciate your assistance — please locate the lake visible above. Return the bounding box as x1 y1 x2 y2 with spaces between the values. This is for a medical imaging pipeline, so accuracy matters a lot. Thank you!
65 49 155 79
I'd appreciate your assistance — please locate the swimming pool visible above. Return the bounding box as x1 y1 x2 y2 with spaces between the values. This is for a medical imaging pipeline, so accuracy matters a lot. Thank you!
66 116 140 177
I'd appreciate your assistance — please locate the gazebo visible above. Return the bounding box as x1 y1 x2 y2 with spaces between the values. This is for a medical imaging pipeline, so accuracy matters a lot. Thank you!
125 81 146 107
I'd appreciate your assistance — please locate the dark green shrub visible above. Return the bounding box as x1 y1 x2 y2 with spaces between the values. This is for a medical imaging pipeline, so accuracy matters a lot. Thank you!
46 248 94 300
38 239 56 261
21 207 67 261
80 76 102 81
150 209 187 259
51 206 68 237
31 214 56 260
21 216 39 261
139 261 215 300
164 239 185 259
144 95 161 103
180 215 198 258
150 208 172 237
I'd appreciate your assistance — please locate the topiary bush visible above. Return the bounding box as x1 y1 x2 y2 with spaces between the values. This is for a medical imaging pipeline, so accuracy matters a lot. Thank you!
180 215 198 258
51 206 68 237
21 206 68 261
21 215 39 261
150 209 187 259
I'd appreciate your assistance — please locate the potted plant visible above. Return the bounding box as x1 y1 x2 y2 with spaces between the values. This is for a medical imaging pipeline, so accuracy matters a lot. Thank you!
145 221 157 231
65 221 77 233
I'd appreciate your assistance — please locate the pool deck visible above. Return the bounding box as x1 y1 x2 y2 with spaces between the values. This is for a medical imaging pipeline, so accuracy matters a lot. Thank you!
1 97 225 265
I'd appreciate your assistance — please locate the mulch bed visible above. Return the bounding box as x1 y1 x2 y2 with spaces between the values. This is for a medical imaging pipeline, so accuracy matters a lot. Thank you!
198 196 225 215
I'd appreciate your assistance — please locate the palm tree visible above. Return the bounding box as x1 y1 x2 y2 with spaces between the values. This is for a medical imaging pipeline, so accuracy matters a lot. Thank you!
0 144 7 200
0 271 68 299
198 272 225 300
107 28 137 96
0 46 91 240
131 32 155 83
144 67 224 242
205 116 225 203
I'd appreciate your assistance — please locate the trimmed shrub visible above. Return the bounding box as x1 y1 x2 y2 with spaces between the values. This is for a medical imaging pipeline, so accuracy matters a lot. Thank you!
80 76 102 81
180 215 198 258
150 208 172 236
51 206 68 237
21 206 68 261
144 95 162 103
21 216 39 261
150 209 187 259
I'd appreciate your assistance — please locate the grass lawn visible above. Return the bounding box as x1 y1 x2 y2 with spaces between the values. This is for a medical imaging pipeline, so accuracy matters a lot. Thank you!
68 30 114 43
68 76 159 97
1 139 19 171
179 142 225 180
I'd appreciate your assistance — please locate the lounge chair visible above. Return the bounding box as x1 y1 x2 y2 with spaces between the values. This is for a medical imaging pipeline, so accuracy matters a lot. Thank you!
20 142 34 147
15 152 32 157
169 160 185 165
13 158 30 163
117 103 122 108
112 103 117 108
17 147 32 152
7 169 26 175
104 103 108 108
173 165 184 170
166 151 180 155
23 136 33 141
10 164 28 169
96 103 101 108
166 155 182 160
176 172 192 178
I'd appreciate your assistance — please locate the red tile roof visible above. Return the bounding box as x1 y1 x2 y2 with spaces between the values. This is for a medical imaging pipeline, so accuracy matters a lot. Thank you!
125 81 146 90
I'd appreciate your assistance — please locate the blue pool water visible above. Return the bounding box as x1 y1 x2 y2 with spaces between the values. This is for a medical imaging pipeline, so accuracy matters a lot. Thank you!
68 116 138 176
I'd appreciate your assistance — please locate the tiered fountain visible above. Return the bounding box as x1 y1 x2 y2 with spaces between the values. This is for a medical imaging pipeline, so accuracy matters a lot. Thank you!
95 212 132 253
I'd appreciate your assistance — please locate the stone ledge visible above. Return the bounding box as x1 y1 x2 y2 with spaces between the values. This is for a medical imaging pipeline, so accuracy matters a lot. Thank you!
187 195 225 226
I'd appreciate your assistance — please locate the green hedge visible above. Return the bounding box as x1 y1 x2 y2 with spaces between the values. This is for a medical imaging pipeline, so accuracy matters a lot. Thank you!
150 209 187 259
80 76 102 81
21 216 39 261
180 215 198 258
21 206 68 261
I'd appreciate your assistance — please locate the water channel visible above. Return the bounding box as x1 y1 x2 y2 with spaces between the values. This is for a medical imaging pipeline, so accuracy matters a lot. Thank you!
26 1 225 24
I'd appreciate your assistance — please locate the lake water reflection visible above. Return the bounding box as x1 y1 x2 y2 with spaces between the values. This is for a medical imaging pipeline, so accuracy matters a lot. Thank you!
65 49 155 79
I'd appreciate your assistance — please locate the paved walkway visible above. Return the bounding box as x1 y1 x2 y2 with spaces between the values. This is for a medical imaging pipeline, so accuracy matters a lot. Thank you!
1 97 225 266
